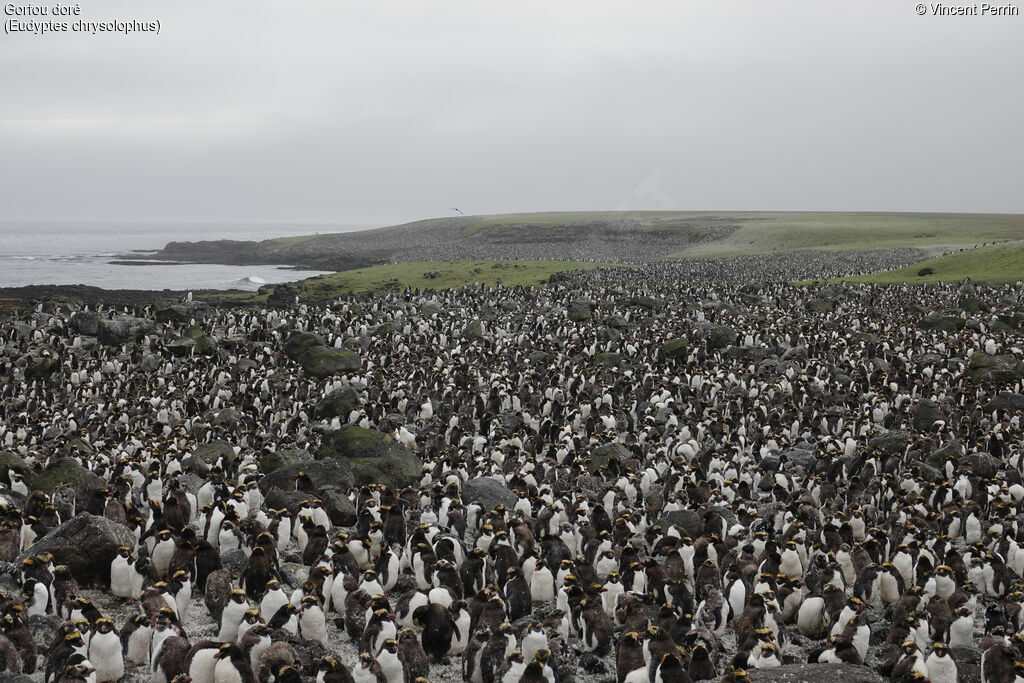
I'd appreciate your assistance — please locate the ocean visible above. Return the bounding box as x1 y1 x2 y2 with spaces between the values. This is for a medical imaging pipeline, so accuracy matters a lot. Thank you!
0 222 372 291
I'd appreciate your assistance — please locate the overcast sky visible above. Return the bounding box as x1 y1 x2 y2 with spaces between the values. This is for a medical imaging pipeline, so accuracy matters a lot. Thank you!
1 1 1021 225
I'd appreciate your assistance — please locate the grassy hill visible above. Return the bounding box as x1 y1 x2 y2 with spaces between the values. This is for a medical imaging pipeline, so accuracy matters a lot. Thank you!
153 210 1024 287
670 212 1024 257
838 242 1024 285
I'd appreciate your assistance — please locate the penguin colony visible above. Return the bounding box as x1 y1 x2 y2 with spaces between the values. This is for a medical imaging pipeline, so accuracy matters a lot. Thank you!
1 265 1024 683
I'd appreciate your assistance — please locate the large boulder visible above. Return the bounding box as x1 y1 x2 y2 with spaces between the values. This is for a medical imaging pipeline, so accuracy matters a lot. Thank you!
25 356 60 381
70 311 100 336
708 325 737 350
985 392 1024 412
924 441 964 470
259 449 314 475
659 509 702 537
259 460 353 494
0 451 31 487
314 386 360 420
165 337 198 357
284 332 324 360
496 411 524 433
462 320 484 340
590 443 631 472
869 430 912 456
918 312 964 333
184 440 236 474
318 486 357 526
19 513 135 587
912 398 945 432
155 304 207 324
462 477 517 512
593 352 626 366
965 452 1001 479
806 298 833 313
747 663 884 682
267 283 301 308
31 458 105 508
97 316 155 345
298 346 361 377
662 338 688 359
316 426 421 490
967 353 1024 384
567 300 593 322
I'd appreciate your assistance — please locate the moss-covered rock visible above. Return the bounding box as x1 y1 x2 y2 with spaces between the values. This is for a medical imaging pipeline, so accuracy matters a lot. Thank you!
918 312 964 333
0 451 31 489
259 449 314 474
806 298 833 313
590 443 631 472
259 460 352 493
912 398 945 432
314 386 360 421
662 338 688 359
593 352 626 366
165 337 196 356
567 300 593 322
297 346 360 377
184 440 236 474
284 332 324 360
31 458 105 508
462 320 484 340
959 296 991 314
97 316 154 345
985 392 1024 412
709 325 737 350
316 426 421 490
25 356 60 380
967 353 1024 384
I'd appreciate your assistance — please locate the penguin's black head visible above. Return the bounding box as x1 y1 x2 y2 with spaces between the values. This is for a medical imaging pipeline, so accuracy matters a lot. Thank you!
359 652 374 666
230 589 247 604
117 546 131 558
95 618 114 634
317 657 341 673
244 609 261 624
157 529 172 542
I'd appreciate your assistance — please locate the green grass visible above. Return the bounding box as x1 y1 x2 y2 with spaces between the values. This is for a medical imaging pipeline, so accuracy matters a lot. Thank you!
835 242 1024 285
461 211 697 237
259 234 319 250
296 260 607 298
671 212 1024 257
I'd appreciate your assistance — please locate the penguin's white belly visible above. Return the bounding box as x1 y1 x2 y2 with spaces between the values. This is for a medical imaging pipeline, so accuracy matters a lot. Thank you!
189 649 218 683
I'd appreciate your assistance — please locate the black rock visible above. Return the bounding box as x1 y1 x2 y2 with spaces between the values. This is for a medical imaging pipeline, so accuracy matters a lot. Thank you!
316 426 421 490
314 385 360 420
462 477 517 512
260 461 353 495
912 398 945 432
19 513 135 587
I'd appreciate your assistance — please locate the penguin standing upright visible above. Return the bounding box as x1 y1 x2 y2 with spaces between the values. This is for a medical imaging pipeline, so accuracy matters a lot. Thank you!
120 614 152 668
213 643 256 683
110 546 139 600
218 589 249 642
87 617 123 683
412 602 454 662
299 595 328 646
